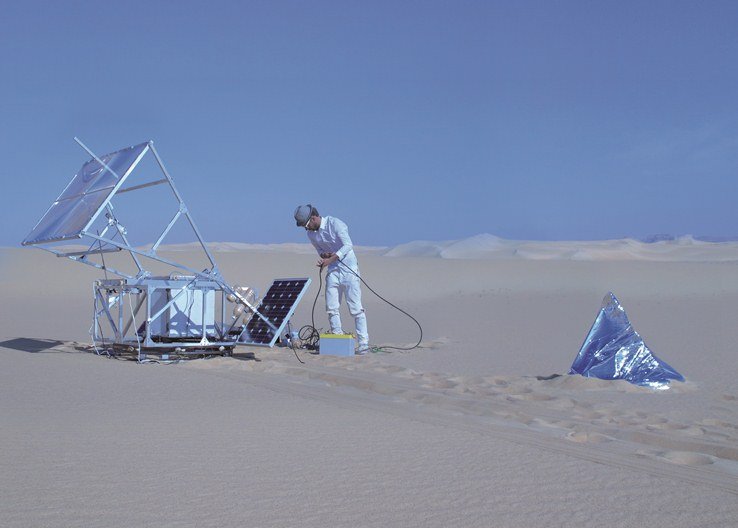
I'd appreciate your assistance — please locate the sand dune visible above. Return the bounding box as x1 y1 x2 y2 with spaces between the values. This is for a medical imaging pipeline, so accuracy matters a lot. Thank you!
384 233 738 262
2 244 738 527
45 232 738 262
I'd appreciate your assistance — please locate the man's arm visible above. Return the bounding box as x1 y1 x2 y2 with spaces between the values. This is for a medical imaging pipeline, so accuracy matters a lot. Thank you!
332 218 354 261
307 234 330 268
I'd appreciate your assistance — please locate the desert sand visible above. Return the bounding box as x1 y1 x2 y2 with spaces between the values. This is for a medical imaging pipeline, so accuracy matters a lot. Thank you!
1 237 737 527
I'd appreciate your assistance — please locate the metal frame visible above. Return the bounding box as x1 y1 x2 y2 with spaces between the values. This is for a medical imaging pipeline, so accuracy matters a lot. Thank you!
23 139 310 360
92 277 241 361
29 138 220 283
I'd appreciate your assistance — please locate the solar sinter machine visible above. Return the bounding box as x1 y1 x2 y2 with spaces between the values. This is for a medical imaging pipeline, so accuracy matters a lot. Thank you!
22 138 311 361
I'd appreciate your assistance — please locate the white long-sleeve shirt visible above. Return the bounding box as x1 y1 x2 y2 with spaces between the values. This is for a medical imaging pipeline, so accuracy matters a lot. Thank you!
306 216 358 272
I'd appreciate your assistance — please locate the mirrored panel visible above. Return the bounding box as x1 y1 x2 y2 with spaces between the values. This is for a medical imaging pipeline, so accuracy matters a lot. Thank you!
23 188 113 245
23 142 149 245
58 142 149 201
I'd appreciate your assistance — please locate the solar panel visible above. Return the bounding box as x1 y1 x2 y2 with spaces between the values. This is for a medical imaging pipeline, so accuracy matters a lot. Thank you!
240 278 311 346
22 142 149 246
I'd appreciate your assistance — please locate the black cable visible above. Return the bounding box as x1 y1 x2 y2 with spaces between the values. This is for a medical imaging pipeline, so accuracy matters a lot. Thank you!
291 256 423 358
311 266 322 333
289 335 305 364
301 268 322 350
336 260 422 351
287 269 323 362
298 324 320 350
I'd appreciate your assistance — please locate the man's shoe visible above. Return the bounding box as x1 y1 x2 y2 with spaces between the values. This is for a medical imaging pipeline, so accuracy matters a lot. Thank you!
355 344 370 355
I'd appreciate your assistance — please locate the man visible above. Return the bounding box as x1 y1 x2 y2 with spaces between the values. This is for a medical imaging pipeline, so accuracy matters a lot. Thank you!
294 204 369 354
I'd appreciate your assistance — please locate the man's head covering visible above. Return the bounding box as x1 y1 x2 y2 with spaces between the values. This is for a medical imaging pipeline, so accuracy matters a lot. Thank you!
294 204 315 227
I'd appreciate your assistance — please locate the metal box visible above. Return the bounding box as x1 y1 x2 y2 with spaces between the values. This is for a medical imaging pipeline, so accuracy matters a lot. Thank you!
150 287 214 337
319 333 356 356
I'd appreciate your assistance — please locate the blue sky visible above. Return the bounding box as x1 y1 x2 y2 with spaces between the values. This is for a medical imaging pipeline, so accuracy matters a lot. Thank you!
2 0 737 247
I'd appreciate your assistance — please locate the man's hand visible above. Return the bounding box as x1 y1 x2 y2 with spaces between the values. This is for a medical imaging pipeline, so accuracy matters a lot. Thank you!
316 253 338 268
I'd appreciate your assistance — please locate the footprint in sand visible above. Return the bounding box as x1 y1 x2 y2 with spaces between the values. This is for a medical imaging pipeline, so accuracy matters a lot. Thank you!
565 431 612 444
419 374 457 389
575 410 606 420
660 451 714 466
642 419 700 434
483 376 510 387
702 430 733 441
547 397 577 411
517 392 555 402
644 422 675 431
637 449 714 466
498 385 533 395
378 365 406 375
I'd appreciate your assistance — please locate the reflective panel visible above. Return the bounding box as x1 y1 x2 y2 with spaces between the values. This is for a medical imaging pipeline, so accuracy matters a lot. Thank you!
23 189 111 245
569 292 684 390
23 142 148 245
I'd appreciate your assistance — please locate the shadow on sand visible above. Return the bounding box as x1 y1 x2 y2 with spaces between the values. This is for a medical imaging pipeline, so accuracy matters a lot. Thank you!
0 337 263 363
0 338 90 354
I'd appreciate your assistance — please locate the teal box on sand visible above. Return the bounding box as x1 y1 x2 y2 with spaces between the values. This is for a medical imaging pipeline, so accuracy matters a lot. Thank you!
319 333 356 356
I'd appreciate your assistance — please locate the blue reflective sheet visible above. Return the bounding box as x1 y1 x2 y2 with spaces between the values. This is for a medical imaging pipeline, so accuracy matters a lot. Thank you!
569 292 684 390
23 142 148 245
22 189 112 245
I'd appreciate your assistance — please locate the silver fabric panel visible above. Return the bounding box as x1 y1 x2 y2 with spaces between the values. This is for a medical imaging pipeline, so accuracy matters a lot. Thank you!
23 142 148 245
569 292 684 390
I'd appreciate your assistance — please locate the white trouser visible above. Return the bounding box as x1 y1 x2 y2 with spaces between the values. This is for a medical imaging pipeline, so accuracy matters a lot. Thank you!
325 265 368 346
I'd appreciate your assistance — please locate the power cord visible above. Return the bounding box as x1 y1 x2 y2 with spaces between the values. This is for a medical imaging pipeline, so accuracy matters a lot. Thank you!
287 268 323 363
289 258 423 359
336 260 422 352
